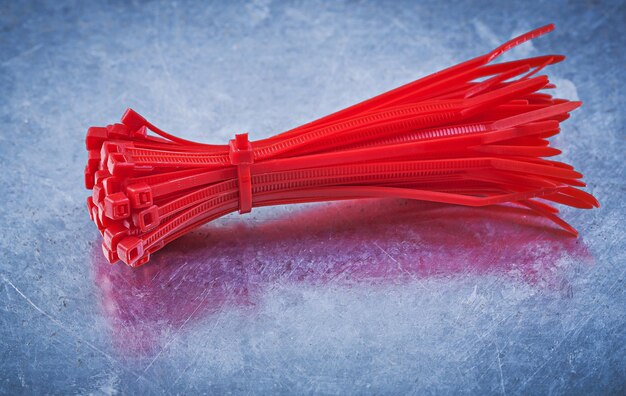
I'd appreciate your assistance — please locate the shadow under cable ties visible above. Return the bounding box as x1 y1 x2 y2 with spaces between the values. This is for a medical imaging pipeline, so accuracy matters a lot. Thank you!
91 198 593 356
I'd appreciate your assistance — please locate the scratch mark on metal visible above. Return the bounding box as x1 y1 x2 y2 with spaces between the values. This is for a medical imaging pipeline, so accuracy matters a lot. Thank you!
0 274 142 379
374 241 428 290
495 343 506 395
1 44 43 67
138 287 210 379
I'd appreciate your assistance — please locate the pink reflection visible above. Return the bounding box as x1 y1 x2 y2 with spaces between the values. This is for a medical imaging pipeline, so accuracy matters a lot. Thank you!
92 199 593 356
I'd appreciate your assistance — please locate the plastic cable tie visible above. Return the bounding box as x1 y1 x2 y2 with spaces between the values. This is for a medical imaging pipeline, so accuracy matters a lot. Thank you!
229 133 254 214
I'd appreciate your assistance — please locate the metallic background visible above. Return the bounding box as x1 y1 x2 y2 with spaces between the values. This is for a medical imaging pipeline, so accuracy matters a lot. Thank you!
1 0 624 394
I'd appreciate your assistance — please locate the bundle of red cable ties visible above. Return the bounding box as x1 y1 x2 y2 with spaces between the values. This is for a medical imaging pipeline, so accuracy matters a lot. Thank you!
84 24 598 267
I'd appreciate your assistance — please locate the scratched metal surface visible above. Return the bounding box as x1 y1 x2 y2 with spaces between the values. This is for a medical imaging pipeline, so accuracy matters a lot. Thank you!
1 0 625 394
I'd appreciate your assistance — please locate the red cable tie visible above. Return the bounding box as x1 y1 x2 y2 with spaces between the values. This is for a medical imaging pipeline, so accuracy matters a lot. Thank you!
229 133 254 214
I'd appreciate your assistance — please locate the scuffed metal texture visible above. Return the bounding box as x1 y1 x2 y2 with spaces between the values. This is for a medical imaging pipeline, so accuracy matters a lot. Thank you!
0 0 624 394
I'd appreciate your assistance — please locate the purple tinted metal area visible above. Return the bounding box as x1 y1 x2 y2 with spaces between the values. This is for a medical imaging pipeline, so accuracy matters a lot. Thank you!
95 200 593 357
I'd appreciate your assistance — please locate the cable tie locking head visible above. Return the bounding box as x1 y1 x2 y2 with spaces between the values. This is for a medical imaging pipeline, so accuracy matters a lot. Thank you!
106 122 148 141
102 176 123 196
84 165 95 190
132 205 160 232
107 123 132 140
121 108 148 131
102 222 129 254
91 184 105 204
99 141 132 173
103 192 131 220
101 243 119 264
116 236 144 267
86 197 96 221
126 183 153 209
86 127 108 150
229 133 253 164
86 150 101 176
92 205 105 234
85 150 101 189
107 152 135 176
94 169 111 186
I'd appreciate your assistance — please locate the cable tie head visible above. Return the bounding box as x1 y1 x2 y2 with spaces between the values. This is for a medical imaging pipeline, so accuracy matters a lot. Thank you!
101 242 119 264
117 236 144 267
94 169 111 186
87 150 101 172
229 133 253 165
103 222 129 254
132 205 160 232
84 165 95 189
107 123 132 140
106 152 135 176
86 197 96 221
102 176 123 196
86 127 108 150
91 184 105 204
126 183 153 208
103 192 131 220
121 108 148 131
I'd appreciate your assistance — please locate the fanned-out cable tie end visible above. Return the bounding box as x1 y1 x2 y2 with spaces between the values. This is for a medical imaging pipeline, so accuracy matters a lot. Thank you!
85 24 598 267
